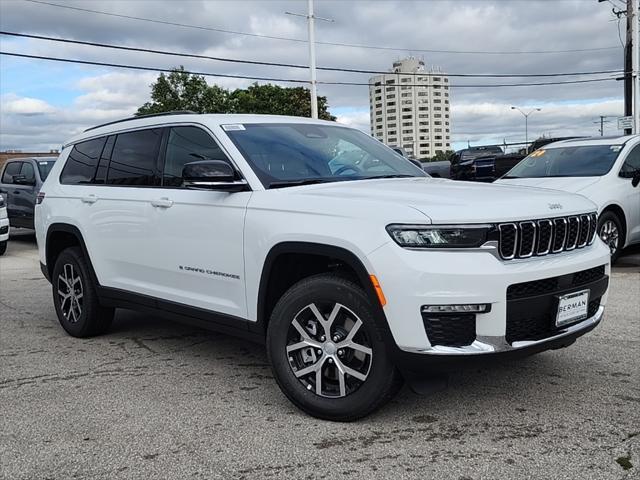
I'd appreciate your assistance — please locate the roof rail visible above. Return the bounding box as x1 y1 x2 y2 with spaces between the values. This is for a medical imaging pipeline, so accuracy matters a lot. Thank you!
83 110 198 132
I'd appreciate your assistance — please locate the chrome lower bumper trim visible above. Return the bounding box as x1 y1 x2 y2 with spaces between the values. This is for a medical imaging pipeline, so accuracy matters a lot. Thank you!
403 305 604 355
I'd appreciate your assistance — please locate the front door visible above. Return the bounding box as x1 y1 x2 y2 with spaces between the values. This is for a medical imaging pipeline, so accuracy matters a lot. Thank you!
147 125 250 319
618 143 640 244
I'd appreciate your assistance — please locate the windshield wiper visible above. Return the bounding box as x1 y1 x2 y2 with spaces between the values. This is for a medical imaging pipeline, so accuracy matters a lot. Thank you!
268 178 335 189
501 175 520 179
368 174 417 180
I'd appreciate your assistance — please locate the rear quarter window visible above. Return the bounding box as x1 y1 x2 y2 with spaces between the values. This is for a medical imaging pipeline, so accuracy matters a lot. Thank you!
60 137 107 184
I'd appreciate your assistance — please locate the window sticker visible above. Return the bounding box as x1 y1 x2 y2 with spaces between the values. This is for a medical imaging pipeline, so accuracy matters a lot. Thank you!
530 149 546 158
222 124 246 131
610 145 622 152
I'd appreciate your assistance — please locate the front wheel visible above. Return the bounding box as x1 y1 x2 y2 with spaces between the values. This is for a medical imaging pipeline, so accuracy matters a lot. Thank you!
0 241 6 256
266 274 403 421
598 211 623 263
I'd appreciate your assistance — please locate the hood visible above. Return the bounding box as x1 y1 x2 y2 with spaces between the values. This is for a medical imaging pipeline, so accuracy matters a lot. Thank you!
287 177 597 224
495 176 601 193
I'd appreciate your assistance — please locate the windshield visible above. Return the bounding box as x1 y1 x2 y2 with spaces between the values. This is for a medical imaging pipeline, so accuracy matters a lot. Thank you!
223 123 425 188
36 159 56 180
504 145 623 178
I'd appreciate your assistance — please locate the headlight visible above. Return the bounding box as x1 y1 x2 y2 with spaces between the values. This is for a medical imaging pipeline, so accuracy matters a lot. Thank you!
386 224 492 248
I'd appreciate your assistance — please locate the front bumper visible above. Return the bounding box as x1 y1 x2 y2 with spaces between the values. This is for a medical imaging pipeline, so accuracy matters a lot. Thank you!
366 238 611 370
392 306 603 375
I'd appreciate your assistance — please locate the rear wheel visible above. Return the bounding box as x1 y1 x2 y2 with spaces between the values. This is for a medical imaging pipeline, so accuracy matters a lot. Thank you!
598 211 623 262
52 247 114 337
266 274 403 421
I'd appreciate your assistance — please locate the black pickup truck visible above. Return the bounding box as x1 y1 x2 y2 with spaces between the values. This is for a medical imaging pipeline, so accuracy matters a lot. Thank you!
449 146 504 181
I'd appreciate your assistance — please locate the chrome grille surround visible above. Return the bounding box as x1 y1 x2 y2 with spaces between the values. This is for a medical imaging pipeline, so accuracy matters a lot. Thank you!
498 223 518 260
498 213 597 260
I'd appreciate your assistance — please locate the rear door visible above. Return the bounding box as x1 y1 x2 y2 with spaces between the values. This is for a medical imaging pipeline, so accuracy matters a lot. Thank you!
78 128 163 295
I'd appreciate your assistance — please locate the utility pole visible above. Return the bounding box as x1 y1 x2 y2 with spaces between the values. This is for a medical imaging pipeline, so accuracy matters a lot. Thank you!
511 106 542 153
286 0 333 119
601 0 636 134
631 0 639 134
594 115 613 136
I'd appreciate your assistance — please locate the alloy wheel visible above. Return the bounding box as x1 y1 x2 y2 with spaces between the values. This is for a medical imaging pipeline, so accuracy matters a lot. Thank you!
286 302 373 398
57 263 83 323
599 220 619 255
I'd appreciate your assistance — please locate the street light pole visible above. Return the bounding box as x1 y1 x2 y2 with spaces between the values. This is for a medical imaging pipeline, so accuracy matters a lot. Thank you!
511 106 542 153
285 0 333 119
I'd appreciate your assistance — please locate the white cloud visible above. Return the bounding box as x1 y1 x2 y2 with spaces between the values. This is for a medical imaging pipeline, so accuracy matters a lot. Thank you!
2 94 56 115
336 110 370 132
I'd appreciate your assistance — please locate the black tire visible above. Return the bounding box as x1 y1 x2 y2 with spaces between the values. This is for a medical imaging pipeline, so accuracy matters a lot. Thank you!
598 211 623 263
51 247 114 337
0 241 6 256
266 273 403 421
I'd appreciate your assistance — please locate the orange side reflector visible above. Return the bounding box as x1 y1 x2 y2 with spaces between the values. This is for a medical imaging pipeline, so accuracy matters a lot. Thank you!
369 274 387 307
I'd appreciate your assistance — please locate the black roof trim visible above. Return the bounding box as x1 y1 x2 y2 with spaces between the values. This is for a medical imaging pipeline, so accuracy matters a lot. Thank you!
83 110 198 132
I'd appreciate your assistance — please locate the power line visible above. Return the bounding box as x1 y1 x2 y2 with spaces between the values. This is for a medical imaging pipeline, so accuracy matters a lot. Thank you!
21 0 621 55
0 51 624 88
0 31 625 79
0 51 308 84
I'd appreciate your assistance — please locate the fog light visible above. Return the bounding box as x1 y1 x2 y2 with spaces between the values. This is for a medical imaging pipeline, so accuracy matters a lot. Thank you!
421 304 490 313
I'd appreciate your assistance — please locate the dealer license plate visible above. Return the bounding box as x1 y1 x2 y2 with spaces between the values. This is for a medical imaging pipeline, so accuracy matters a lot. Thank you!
556 290 590 327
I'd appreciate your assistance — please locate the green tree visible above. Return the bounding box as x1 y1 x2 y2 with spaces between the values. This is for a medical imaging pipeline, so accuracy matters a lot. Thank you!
231 84 335 120
137 67 231 115
137 68 335 120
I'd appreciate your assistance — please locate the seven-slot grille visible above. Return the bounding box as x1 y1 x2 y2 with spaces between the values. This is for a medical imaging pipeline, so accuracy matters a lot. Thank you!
498 213 597 260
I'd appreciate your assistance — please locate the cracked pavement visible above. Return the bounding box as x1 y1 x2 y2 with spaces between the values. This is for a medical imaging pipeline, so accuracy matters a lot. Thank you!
1 231 639 479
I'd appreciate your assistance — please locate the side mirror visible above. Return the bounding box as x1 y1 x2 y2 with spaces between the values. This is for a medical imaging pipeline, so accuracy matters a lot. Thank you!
182 160 248 192
620 168 640 187
13 174 35 186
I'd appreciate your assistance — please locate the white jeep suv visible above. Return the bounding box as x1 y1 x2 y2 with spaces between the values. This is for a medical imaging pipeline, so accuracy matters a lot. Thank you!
36 113 611 420
496 135 640 261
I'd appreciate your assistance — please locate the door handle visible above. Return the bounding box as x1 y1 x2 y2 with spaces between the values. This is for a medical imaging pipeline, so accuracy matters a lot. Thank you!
13 190 21 194
81 194 98 204
151 197 173 208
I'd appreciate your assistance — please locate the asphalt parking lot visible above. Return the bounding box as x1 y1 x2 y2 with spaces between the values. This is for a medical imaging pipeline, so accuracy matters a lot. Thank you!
1 231 638 480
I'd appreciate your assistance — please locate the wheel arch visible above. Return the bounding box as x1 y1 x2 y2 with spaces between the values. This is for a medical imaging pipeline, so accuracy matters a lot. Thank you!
599 203 628 247
255 242 391 338
45 223 99 286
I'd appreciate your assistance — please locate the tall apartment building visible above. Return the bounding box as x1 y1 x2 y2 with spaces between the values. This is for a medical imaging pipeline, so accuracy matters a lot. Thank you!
369 57 451 159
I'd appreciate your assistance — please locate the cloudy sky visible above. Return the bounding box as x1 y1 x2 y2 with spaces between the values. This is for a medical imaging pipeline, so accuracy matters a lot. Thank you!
0 0 629 152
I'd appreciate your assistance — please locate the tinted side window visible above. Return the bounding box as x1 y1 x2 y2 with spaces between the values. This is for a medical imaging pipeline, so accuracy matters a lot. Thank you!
2 162 22 183
107 129 162 186
620 144 640 174
163 126 231 187
60 137 107 184
20 162 35 182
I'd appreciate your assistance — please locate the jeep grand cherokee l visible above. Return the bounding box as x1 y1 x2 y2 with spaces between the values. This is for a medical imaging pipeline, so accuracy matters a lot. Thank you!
35 113 611 421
